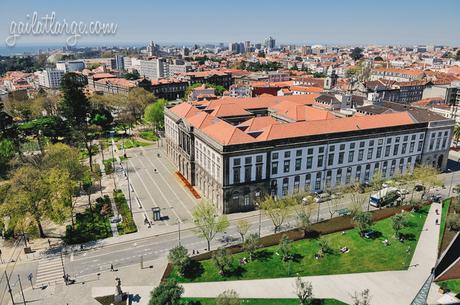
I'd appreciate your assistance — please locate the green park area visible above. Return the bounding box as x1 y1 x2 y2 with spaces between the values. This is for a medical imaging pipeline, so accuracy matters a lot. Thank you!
438 279 460 295
169 206 429 283
181 298 347 305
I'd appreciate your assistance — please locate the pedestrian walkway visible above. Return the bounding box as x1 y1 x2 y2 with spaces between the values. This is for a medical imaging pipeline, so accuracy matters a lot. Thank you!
181 202 442 305
34 256 64 288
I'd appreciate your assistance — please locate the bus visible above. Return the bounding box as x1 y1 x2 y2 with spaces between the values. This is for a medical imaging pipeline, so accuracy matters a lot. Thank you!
369 187 400 207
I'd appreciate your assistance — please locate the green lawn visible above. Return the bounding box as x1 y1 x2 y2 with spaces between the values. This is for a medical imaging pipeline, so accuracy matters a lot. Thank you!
439 198 451 243
113 189 137 235
438 279 460 295
139 130 158 141
181 298 346 305
117 138 151 150
170 206 429 282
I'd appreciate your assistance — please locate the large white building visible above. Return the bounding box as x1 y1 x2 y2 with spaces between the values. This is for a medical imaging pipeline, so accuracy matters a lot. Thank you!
37 69 65 89
56 60 85 73
164 94 453 214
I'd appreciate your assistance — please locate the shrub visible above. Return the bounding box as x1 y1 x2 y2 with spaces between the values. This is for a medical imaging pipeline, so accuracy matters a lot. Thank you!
278 235 293 261
168 245 192 276
212 247 234 276
103 159 114 174
447 214 460 231
216 290 240 305
113 190 137 235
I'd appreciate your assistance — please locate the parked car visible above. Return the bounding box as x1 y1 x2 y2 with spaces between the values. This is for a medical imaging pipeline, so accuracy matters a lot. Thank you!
430 194 442 203
414 184 425 192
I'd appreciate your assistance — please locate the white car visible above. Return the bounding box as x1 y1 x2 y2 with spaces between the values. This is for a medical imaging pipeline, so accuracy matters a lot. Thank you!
315 193 331 203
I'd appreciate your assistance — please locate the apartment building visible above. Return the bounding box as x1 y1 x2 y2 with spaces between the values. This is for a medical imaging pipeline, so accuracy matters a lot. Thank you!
164 95 453 214
37 69 65 89
370 68 425 82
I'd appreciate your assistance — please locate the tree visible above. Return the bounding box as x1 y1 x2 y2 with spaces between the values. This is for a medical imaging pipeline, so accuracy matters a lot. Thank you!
260 196 292 233
351 47 364 61
243 233 260 261
326 195 340 219
168 245 191 276
353 211 373 235
216 290 240 305
212 247 234 275
59 73 90 127
149 279 183 305
348 183 368 217
278 235 293 261
391 212 408 238
236 219 251 242
413 165 443 197
192 201 229 251
0 139 16 176
453 125 460 144
318 239 332 256
351 289 371 305
294 204 312 237
1 166 72 237
144 99 168 131
295 277 314 305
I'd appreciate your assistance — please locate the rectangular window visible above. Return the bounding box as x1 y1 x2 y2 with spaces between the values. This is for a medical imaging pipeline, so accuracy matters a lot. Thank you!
245 157 252 164
359 141 365 148
319 147 325 154
328 153 334 166
306 156 313 169
233 167 240 183
245 166 251 181
369 140 374 146
348 151 354 163
272 152 279 160
402 143 407 154
295 158 302 171
340 144 345 150
358 149 364 161
385 146 391 157
418 141 424 152
234 158 241 166
284 160 290 173
307 148 314 155
393 144 399 155
367 148 373 160
350 143 356 149
317 155 324 167
329 145 335 152
338 152 344 164
256 155 263 163
256 164 263 180
296 149 302 157
376 146 382 158
284 151 291 158
271 162 278 175
378 139 384 145
305 174 311 191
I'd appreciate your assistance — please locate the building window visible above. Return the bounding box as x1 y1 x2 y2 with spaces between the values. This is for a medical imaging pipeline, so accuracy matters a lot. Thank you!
306 156 313 169
315 172 322 190
317 155 324 167
336 168 342 184
367 148 373 160
378 139 384 145
272 152 279 160
340 144 345 150
256 164 263 180
358 149 364 161
233 167 240 184
296 149 302 157
385 146 391 157
401 143 407 154
348 151 354 163
305 174 311 192
256 155 263 163
307 148 314 155
346 167 352 184
294 176 300 193
295 158 302 171
359 141 365 148
338 152 344 164
350 143 355 149
244 194 250 206
284 151 291 158
393 144 399 155
232 191 239 206
326 170 332 187
234 158 240 166
418 141 423 152
284 160 290 173
329 145 335 152
328 153 334 166
271 160 280 175
282 178 289 196
245 157 252 165
245 166 251 182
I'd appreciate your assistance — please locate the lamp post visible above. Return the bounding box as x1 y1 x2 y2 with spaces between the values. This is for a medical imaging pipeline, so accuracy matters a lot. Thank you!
125 159 132 211
254 201 262 237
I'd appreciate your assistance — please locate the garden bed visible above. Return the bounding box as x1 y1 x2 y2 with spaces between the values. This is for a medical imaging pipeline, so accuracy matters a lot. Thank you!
139 130 158 141
439 197 459 254
181 298 346 305
167 206 429 283
113 189 137 235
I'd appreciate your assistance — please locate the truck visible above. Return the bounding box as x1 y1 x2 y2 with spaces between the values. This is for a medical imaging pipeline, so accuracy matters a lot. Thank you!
369 187 400 207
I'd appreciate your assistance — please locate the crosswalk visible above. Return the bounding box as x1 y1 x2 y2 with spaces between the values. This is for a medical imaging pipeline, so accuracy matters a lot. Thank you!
35 256 64 287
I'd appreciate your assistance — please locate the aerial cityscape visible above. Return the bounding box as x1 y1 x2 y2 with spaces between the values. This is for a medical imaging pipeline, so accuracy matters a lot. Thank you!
1 1 460 305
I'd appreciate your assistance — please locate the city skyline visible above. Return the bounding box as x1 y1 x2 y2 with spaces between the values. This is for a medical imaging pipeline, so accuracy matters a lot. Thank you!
1 0 460 48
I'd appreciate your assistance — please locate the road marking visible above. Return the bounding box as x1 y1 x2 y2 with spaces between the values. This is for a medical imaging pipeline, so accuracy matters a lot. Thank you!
35 256 64 287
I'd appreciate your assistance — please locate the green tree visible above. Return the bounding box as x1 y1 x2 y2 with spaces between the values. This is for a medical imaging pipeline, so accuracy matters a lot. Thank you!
192 201 229 251
243 233 260 261
294 204 312 237
391 213 408 238
1 166 72 237
260 196 292 233
212 247 233 275
144 99 167 131
59 73 90 127
149 279 183 305
168 245 191 276
278 235 293 261
0 139 16 176
351 47 364 61
216 290 240 305
353 211 373 236
295 277 314 305
318 239 332 256
235 219 251 242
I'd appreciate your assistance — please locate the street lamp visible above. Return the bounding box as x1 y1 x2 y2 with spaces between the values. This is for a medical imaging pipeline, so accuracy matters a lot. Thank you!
254 201 262 238
124 159 132 211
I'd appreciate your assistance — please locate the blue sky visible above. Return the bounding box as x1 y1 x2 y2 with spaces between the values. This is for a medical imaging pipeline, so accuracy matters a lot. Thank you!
1 0 460 47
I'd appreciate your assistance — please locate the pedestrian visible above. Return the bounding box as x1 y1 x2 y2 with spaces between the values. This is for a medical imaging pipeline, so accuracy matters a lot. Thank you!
192 250 195 255
48 239 51 247
110 264 114 272
436 219 439 225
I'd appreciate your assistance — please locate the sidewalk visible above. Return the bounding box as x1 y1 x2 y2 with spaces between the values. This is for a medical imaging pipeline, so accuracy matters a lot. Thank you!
180 202 442 305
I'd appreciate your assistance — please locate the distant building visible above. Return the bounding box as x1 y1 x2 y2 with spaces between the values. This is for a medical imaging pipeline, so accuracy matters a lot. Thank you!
115 55 125 71
370 68 425 82
264 36 276 50
37 69 65 89
139 58 168 80
151 79 188 100
178 71 233 89
147 41 160 56
56 60 85 73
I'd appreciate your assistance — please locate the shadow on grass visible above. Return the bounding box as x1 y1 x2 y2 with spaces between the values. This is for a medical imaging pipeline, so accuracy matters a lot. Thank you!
183 260 204 279
400 233 416 241
290 253 304 263
253 249 273 262
225 265 246 278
